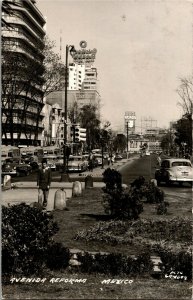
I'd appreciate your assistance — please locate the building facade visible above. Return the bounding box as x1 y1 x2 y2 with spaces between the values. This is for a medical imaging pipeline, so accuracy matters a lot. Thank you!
68 63 85 90
2 0 46 146
82 67 98 91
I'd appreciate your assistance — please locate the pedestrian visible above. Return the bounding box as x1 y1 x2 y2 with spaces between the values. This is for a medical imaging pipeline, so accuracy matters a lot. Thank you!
111 154 115 165
88 153 93 172
37 158 52 208
88 158 93 172
107 156 111 166
157 155 161 166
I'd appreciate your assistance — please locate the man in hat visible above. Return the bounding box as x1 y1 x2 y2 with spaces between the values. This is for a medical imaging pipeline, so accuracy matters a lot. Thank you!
37 158 52 208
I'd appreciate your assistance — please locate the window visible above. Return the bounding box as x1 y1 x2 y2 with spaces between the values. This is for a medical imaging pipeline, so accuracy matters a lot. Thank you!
172 161 191 167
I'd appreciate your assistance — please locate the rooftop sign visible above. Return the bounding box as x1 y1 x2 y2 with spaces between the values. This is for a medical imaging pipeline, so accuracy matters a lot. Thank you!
70 40 97 65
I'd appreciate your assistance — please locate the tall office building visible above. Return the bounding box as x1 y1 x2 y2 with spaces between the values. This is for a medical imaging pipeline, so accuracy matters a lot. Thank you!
82 67 98 91
68 63 85 90
2 0 46 146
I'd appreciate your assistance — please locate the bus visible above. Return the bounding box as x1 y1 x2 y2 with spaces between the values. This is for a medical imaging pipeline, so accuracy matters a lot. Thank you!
43 146 61 156
20 146 44 163
1 146 21 163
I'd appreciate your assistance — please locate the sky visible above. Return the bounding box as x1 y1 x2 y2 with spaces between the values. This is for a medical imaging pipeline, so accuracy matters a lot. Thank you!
37 0 192 131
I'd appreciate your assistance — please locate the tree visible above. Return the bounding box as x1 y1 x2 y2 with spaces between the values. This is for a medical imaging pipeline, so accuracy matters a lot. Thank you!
78 104 101 150
68 101 79 124
174 115 192 155
177 77 193 117
160 133 171 154
2 35 65 145
112 134 127 153
42 37 65 96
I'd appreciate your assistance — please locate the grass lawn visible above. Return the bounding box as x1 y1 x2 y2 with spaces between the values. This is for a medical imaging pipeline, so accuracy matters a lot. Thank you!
2 272 192 299
2 187 192 299
51 188 192 255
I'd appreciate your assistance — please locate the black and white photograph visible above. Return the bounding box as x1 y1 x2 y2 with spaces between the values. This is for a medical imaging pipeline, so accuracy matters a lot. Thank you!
1 0 192 299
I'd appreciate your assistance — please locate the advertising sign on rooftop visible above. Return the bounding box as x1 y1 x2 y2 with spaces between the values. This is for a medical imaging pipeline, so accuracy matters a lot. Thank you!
71 40 97 66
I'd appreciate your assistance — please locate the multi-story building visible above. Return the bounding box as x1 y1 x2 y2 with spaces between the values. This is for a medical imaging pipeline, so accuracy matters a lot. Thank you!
2 0 46 146
68 63 85 90
82 67 98 91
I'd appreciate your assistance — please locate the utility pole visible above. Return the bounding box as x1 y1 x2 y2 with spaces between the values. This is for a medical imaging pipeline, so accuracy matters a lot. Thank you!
61 44 76 181
126 121 129 159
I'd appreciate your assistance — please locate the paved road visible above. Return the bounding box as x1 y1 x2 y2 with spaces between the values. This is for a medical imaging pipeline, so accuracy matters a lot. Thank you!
120 155 156 185
120 154 192 204
3 154 192 210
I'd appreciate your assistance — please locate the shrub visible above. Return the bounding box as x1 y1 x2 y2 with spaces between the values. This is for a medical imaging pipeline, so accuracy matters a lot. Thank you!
158 249 192 281
2 203 59 276
75 218 191 249
102 171 143 220
102 189 143 220
141 181 165 204
46 242 70 270
77 251 153 276
102 168 122 191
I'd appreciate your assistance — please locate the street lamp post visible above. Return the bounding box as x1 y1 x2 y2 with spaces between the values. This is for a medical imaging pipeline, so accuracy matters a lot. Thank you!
61 44 76 182
101 137 104 169
126 121 129 159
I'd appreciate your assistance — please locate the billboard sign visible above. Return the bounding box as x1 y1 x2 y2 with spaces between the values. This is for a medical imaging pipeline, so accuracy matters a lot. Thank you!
70 40 97 65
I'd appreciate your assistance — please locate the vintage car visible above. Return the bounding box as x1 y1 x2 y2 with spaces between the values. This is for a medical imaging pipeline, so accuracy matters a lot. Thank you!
2 162 18 177
2 161 32 177
115 154 123 161
43 156 57 171
155 158 193 186
67 155 87 172
16 163 32 176
93 154 102 166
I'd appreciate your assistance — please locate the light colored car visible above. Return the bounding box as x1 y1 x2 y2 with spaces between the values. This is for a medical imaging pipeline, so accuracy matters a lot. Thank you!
145 151 151 156
67 155 87 172
155 158 193 186
93 154 102 166
43 156 57 171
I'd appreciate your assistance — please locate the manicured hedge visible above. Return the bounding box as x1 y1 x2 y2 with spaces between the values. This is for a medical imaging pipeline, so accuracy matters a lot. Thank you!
77 251 154 276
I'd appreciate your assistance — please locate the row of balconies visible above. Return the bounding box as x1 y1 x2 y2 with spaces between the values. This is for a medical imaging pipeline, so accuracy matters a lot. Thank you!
3 117 44 128
2 29 44 57
2 15 44 44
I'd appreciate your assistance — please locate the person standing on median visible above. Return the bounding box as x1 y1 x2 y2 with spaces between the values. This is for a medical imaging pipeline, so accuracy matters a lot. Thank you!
37 158 52 208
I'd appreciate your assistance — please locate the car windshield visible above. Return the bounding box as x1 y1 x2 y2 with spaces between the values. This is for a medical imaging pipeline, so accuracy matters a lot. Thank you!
172 161 191 167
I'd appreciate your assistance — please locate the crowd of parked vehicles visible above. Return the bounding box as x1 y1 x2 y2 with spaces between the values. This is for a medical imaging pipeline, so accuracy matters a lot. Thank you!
1 145 124 178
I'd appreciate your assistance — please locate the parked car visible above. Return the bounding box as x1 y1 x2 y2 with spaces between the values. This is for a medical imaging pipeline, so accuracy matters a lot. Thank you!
43 156 57 171
2 161 32 177
93 154 102 166
2 162 18 177
155 158 193 186
145 151 151 156
16 163 32 176
67 155 87 172
115 154 123 161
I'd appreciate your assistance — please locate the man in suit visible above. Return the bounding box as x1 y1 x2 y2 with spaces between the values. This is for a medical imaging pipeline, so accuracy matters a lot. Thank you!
37 158 52 208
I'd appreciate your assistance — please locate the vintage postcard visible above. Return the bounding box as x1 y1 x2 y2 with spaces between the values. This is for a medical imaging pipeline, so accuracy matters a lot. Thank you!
2 0 192 299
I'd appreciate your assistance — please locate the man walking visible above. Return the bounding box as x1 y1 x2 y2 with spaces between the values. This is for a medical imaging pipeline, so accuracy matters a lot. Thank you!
37 158 52 208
